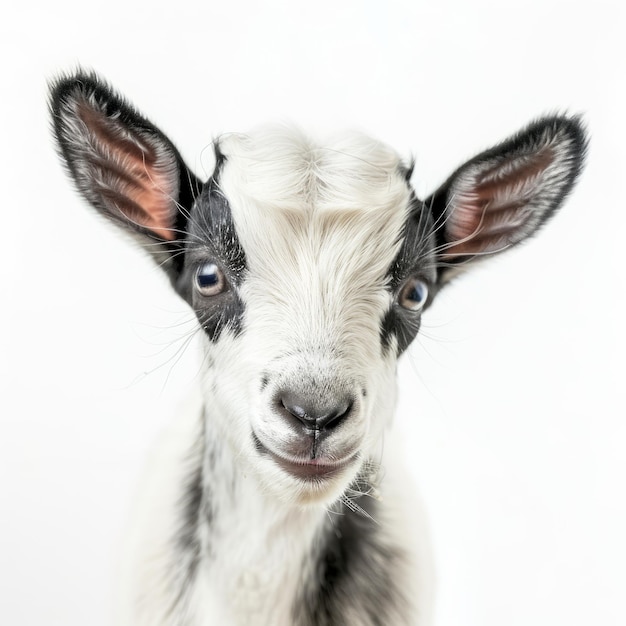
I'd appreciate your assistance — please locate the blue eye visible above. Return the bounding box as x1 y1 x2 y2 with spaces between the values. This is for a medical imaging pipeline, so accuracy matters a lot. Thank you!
195 262 226 296
398 277 429 312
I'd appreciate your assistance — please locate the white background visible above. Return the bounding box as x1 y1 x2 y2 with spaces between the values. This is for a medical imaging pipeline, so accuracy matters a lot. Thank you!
1 1 624 625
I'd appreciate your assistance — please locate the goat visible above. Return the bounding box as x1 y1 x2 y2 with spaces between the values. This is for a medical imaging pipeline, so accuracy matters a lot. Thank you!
49 71 586 626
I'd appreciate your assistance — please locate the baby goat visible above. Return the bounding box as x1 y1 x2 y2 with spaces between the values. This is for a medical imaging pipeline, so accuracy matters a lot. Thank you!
50 72 586 626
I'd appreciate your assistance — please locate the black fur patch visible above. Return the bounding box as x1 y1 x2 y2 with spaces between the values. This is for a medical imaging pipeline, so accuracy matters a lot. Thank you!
170 415 211 615
176 149 248 341
380 192 438 355
177 458 207 556
294 494 408 626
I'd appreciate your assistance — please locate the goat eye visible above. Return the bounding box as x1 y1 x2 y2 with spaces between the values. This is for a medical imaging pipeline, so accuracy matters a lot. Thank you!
398 277 429 312
195 262 226 296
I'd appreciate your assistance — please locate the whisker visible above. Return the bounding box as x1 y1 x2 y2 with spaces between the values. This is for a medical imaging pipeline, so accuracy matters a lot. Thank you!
159 329 201 394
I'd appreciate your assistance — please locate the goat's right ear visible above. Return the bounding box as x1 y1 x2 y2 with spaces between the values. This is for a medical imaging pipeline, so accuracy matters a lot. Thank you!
49 71 202 277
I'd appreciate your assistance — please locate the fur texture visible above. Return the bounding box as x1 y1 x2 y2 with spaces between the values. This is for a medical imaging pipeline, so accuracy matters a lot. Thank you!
49 71 587 626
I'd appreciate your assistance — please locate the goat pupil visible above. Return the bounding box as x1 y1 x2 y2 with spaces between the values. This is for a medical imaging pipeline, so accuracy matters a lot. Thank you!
397 277 428 312
409 282 425 303
198 264 219 287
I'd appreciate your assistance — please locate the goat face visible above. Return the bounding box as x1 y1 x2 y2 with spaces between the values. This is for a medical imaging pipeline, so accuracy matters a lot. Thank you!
184 130 429 504
50 72 587 506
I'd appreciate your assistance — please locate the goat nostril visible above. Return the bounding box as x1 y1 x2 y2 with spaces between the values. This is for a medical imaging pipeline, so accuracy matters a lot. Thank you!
322 400 352 430
281 399 308 422
278 392 353 431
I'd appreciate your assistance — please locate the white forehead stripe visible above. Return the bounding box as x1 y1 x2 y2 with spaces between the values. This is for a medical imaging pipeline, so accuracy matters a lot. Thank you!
217 126 412 284
218 126 409 211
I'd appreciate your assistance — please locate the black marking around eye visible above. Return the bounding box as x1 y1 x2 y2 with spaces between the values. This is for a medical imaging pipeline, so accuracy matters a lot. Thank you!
380 190 438 355
191 159 247 281
175 145 248 341
380 306 422 355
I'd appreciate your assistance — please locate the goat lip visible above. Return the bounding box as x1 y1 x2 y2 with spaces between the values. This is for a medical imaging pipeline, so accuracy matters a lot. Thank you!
253 434 356 480
271 453 356 480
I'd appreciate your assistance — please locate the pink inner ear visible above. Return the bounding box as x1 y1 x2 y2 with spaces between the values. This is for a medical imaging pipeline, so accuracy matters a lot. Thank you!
78 102 179 241
443 147 555 257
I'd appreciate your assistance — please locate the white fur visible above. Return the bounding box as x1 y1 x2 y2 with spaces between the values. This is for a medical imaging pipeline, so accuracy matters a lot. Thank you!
214 128 413 497
116 128 434 625
104 119 580 625
50 71 585 626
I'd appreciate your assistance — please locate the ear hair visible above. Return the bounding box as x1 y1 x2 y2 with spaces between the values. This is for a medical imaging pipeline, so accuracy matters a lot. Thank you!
49 70 203 277
426 115 588 283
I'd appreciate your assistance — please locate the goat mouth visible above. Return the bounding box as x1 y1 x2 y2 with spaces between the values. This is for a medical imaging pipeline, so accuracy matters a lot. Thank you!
252 433 357 480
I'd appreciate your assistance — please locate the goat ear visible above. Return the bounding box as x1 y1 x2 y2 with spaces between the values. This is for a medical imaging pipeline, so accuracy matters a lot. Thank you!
49 71 202 273
425 116 587 284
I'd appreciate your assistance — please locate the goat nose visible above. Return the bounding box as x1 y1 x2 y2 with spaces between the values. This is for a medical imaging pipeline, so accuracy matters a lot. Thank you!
277 391 353 431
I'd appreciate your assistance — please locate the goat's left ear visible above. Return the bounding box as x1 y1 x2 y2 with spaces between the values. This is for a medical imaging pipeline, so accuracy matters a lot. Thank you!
426 116 587 284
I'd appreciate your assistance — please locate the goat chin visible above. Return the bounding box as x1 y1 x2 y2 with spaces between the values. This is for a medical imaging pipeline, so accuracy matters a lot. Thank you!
252 456 365 508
